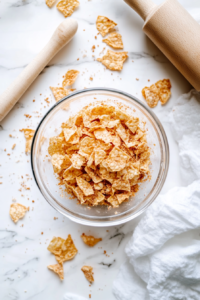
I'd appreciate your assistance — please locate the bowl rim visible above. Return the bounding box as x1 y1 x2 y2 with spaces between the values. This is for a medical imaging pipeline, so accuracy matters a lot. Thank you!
31 87 169 227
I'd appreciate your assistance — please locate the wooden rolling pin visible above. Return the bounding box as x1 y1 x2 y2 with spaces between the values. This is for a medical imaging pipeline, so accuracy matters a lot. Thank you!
124 0 200 91
0 18 78 122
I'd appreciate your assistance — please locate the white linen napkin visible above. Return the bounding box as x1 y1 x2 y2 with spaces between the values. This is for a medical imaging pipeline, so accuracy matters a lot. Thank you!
63 293 88 300
113 90 200 300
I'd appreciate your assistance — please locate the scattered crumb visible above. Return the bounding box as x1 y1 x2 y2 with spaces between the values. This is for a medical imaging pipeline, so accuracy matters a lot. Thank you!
45 98 50 104
24 114 32 118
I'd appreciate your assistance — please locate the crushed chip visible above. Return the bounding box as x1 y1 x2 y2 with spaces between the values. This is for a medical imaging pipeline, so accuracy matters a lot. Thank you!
9 203 28 223
76 177 94 196
116 192 130 204
72 186 85 204
57 0 79 18
48 136 67 156
102 147 129 172
51 154 72 173
47 263 64 280
107 195 119 208
85 166 102 183
113 176 130 192
142 79 171 108
20 129 35 154
155 79 171 105
99 115 119 128
71 153 86 169
94 128 113 144
49 104 151 207
46 0 56 8
94 182 104 190
94 149 107 165
97 50 128 71
103 32 124 49
87 152 95 169
142 85 160 108
63 166 83 181
84 190 105 205
125 118 139 134
47 234 78 264
98 165 116 184
96 16 117 37
81 266 94 283
63 125 77 142
79 137 96 159
62 70 79 87
50 87 69 102
81 233 102 246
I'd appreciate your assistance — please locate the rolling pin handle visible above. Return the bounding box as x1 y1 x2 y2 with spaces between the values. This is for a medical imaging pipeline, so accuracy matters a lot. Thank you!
124 0 156 20
0 19 78 122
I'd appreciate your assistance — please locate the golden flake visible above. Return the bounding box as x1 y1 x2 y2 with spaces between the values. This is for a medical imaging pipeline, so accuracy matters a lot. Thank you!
102 147 129 172
46 0 56 8
103 32 123 49
116 192 130 204
96 16 117 37
10 203 28 223
84 190 105 206
85 166 102 183
97 50 128 71
81 233 102 247
94 149 107 165
142 79 171 107
57 0 79 18
142 85 160 108
63 166 83 181
71 153 86 169
76 177 94 196
50 87 69 102
51 154 72 173
20 129 35 154
47 263 64 280
47 235 78 264
62 70 79 87
81 266 94 283
107 195 119 208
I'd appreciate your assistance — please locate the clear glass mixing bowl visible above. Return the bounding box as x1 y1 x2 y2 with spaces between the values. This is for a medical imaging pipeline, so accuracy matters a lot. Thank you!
31 88 169 227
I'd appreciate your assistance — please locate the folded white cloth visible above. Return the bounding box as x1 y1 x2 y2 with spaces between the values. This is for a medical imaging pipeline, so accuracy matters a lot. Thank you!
170 90 200 184
113 90 200 300
63 293 88 300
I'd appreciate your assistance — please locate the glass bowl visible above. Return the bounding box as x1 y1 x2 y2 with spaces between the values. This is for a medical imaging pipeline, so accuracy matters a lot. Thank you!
31 88 169 227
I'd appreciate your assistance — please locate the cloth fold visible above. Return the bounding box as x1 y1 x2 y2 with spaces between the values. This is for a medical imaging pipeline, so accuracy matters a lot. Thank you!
113 90 200 300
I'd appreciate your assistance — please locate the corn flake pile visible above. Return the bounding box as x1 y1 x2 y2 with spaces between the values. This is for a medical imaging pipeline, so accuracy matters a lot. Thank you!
48 104 151 208
142 79 172 108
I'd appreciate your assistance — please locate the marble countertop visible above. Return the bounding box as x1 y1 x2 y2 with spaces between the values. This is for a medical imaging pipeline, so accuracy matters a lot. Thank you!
0 0 198 299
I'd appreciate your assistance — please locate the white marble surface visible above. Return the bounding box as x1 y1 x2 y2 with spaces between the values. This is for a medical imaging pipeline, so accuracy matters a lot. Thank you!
0 0 198 299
